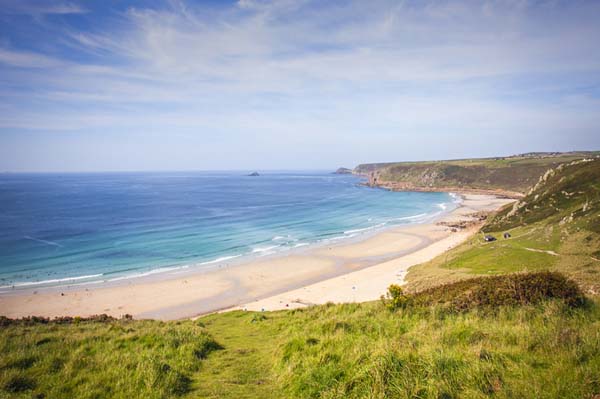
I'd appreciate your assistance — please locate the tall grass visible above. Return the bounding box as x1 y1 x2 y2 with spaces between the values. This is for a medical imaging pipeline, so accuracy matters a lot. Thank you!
0 319 220 398
1 299 599 398
275 300 600 399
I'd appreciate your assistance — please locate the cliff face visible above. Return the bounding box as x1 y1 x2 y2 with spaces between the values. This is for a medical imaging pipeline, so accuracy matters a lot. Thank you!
354 163 395 175
356 152 600 197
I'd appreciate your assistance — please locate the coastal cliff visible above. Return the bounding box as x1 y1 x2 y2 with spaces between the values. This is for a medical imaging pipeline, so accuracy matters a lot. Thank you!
356 151 600 198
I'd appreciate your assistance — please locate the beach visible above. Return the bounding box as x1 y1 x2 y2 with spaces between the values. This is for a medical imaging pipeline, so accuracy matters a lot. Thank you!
0 194 514 320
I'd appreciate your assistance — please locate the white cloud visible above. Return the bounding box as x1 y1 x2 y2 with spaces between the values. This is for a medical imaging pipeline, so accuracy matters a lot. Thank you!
1 0 600 170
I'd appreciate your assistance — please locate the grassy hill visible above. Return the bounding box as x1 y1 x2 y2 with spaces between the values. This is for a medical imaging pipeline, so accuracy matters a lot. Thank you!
405 158 600 295
1 280 598 399
2 157 600 398
355 151 600 195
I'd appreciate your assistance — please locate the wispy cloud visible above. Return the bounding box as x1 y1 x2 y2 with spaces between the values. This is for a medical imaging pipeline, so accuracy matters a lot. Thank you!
2 0 87 16
1 0 599 171
0 48 65 68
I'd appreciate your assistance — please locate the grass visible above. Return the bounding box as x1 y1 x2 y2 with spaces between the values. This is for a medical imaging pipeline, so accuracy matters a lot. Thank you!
273 299 600 399
0 319 221 398
404 227 567 292
193 312 281 398
1 274 599 398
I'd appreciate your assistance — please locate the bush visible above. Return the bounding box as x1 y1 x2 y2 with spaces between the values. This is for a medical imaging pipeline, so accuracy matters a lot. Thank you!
410 271 586 312
381 284 410 310
382 272 585 313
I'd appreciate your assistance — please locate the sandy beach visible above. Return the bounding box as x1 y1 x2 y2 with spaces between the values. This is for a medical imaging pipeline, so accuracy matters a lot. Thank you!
0 194 514 320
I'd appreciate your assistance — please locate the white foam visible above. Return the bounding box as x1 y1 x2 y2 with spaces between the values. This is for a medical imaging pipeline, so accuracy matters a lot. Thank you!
3 255 249 290
197 255 242 265
104 266 185 282
251 245 279 253
449 192 462 203
390 213 428 222
322 233 357 243
344 222 386 235
0 273 104 289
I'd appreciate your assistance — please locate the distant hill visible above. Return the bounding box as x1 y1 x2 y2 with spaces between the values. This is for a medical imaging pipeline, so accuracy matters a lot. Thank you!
355 151 600 196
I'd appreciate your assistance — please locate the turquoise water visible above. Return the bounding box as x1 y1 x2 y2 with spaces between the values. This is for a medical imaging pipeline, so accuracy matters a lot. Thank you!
0 172 458 291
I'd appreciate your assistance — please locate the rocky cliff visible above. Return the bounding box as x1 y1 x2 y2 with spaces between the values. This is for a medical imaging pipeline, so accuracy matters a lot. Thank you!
356 152 600 197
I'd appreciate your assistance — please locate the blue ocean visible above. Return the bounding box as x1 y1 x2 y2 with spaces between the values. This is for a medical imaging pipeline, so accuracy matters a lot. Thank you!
0 172 457 291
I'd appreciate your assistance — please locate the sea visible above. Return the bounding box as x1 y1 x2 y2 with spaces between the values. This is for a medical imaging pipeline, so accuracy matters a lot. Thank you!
0 171 459 291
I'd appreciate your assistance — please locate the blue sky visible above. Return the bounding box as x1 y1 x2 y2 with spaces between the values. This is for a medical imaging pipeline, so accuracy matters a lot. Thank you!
1 0 599 171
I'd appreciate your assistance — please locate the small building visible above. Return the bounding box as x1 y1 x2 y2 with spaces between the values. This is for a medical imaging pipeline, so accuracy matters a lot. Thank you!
484 235 496 242
503 232 511 239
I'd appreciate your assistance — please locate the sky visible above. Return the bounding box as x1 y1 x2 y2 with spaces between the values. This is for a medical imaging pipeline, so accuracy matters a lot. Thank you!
0 0 599 172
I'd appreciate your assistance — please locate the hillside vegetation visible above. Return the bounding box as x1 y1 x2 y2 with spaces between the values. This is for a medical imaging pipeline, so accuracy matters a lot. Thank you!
1 278 599 399
2 156 600 398
406 158 600 295
355 151 600 195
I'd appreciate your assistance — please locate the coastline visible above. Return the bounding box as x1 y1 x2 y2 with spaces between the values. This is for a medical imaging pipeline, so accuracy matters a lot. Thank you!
0 194 514 320
359 179 524 199
351 169 524 199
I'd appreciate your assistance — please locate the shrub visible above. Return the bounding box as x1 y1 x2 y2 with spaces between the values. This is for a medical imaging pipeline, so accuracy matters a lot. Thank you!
381 284 410 310
411 271 585 312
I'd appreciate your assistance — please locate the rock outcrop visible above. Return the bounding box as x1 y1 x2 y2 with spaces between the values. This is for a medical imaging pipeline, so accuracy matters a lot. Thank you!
334 167 353 175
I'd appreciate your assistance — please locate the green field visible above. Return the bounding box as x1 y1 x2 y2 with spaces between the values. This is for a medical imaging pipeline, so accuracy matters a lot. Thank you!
2 157 600 398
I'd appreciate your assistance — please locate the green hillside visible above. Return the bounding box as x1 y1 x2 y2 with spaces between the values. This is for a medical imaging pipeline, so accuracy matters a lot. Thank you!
355 152 600 194
2 157 600 399
487 158 600 232
406 158 600 294
1 281 598 399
